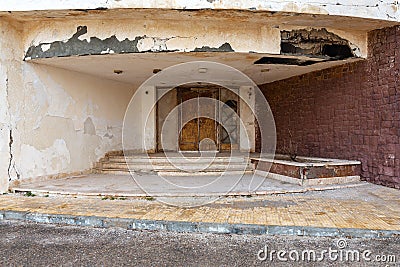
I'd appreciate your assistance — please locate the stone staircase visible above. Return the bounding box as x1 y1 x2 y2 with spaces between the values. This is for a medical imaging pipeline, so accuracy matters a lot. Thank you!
95 151 254 176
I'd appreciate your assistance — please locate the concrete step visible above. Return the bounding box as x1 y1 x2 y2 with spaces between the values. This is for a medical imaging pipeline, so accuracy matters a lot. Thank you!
96 154 254 175
100 169 253 176
101 161 250 168
102 156 248 164
102 166 252 173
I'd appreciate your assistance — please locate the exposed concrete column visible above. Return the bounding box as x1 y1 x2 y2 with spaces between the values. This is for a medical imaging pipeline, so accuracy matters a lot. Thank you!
239 86 255 152
142 85 157 153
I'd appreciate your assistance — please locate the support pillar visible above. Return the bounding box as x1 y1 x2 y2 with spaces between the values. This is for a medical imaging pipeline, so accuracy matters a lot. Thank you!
239 86 256 152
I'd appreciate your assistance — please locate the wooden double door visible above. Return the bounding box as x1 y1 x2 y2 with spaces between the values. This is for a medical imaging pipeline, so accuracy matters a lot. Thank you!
178 87 239 152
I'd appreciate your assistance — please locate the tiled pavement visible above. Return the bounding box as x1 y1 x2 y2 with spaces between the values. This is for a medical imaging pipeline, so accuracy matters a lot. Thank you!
0 182 399 237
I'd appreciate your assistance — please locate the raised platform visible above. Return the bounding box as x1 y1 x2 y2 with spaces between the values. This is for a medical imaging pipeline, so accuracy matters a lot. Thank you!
11 173 363 198
95 151 361 186
252 154 361 186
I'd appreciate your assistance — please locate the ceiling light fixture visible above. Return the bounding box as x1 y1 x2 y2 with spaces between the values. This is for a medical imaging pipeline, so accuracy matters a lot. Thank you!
198 68 207 73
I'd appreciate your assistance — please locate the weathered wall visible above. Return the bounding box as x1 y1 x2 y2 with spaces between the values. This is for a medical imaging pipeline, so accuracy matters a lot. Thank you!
0 18 137 192
260 25 400 188
1 0 398 22
7 63 134 184
0 20 23 192
22 19 281 57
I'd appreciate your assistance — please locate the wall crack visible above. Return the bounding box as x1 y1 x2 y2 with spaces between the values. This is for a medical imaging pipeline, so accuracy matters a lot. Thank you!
5 78 20 182
7 131 20 182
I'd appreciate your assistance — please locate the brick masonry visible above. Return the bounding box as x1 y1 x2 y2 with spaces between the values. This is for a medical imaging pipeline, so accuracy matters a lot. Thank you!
258 26 400 189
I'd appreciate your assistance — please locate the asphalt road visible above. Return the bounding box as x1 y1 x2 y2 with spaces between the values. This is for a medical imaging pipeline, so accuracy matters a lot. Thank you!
0 220 398 266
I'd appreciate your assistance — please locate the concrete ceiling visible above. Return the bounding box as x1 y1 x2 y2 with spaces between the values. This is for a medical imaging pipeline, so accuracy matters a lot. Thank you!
30 52 362 87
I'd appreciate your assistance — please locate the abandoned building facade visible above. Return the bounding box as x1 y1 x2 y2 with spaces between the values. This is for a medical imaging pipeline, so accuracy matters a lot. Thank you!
0 0 399 193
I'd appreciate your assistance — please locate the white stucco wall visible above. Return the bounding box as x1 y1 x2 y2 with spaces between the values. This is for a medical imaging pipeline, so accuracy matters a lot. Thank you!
0 19 25 192
0 20 135 191
8 63 134 184
0 75 10 192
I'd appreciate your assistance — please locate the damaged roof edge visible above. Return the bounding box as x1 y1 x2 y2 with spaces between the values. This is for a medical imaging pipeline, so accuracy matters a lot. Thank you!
280 28 360 59
24 26 235 60
0 0 399 22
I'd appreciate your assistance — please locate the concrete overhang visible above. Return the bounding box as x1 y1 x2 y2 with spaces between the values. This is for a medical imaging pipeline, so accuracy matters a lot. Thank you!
28 52 363 87
4 7 399 61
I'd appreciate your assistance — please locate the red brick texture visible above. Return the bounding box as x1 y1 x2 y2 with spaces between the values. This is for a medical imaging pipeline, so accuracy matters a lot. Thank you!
258 26 400 189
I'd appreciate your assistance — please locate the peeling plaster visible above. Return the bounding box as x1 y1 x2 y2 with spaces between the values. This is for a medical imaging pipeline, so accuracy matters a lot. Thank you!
192 42 235 52
25 26 185 60
19 139 71 178
25 26 140 59
280 28 358 59
24 25 244 60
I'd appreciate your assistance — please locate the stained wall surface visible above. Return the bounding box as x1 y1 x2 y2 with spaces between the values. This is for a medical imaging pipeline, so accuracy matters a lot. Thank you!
0 19 135 191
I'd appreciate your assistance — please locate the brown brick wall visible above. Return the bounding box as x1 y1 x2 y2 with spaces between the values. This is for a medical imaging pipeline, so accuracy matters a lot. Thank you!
259 26 400 188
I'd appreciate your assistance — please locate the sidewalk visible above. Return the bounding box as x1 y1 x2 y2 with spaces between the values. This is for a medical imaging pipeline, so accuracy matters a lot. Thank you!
1 182 399 238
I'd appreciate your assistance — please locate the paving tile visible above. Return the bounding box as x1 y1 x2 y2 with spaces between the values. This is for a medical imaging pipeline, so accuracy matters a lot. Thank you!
0 183 399 233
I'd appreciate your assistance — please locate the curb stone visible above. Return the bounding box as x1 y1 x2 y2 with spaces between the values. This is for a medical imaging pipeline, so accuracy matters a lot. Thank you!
0 210 399 239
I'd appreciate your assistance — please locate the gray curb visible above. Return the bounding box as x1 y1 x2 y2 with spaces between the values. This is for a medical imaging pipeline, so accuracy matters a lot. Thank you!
1 210 399 238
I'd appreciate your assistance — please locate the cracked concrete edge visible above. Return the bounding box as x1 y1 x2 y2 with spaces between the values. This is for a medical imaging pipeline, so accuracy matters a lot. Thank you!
0 210 398 238
24 25 235 60
10 181 368 198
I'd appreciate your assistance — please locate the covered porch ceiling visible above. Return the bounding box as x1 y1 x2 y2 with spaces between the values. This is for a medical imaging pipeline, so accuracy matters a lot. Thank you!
29 52 362 87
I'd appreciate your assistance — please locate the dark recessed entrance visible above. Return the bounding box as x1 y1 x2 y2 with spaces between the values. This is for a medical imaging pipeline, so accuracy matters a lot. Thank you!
156 85 240 152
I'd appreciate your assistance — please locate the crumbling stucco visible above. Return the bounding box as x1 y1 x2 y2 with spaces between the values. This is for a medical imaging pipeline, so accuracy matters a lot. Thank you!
22 19 281 60
26 26 142 59
192 43 234 52
280 28 357 59
25 26 239 59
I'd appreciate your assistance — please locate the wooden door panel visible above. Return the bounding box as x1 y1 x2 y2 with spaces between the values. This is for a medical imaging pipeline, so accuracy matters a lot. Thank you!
199 118 217 151
179 118 199 151
179 87 218 151
179 89 199 151
198 89 217 151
